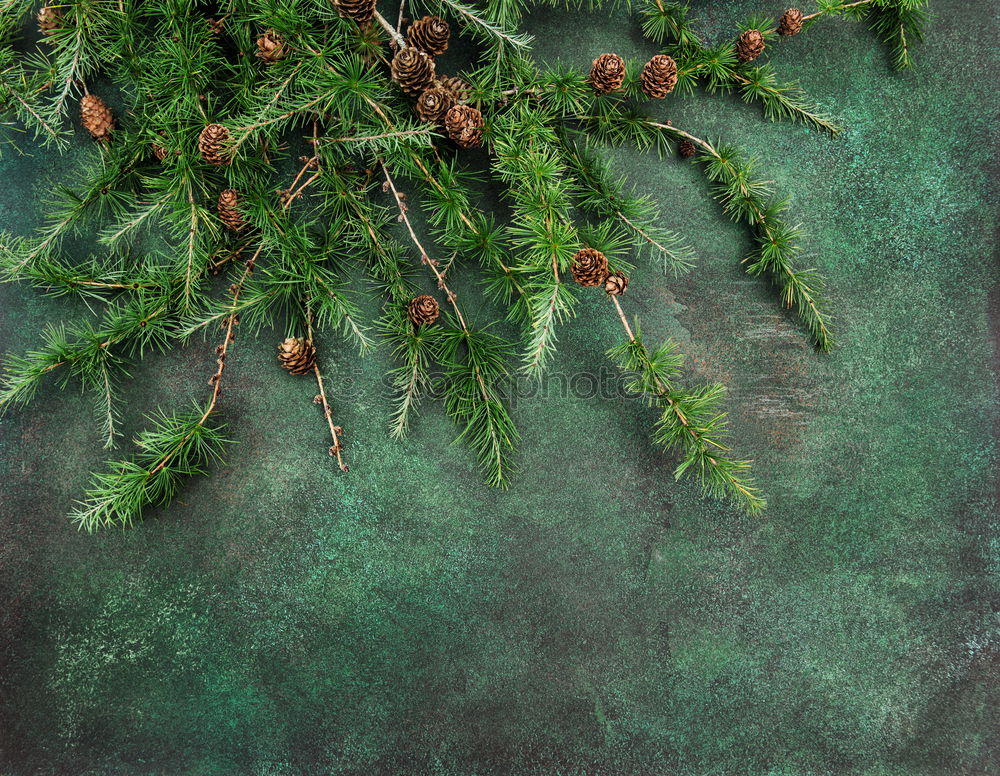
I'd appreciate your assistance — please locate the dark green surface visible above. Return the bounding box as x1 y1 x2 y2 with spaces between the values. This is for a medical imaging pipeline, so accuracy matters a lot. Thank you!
1 3 998 774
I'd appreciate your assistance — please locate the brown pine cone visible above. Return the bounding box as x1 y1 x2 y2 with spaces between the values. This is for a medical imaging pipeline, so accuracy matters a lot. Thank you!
256 29 288 62
415 86 456 125
778 8 804 36
391 47 435 96
408 295 440 326
436 74 472 105
407 16 450 55
678 139 696 158
604 273 629 296
198 123 231 166
332 0 376 24
571 248 609 287
217 189 247 232
640 55 678 99
38 5 63 36
277 337 316 375
80 94 113 141
589 53 626 95
444 105 484 149
735 29 766 62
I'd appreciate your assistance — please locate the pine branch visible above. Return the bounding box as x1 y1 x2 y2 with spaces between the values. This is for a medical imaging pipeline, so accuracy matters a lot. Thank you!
383 163 518 485
607 296 765 514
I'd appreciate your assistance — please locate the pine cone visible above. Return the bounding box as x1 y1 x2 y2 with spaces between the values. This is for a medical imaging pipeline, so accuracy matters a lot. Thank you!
408 295 440 326
589 53 626 95
640 55 678 99
407 16 450 55
198 123 231 166
277 337 316 375
80 94 113 141
436 74 471 105
778 8 804 36
37 5 62 36
735 29 766 62
415 86 455 125
217 189 247 232
256 29 288 63
604 273 629 296
678 139 696 158
391 47 435 96
444 105 484 149
571 248 609 287
332 0 376 24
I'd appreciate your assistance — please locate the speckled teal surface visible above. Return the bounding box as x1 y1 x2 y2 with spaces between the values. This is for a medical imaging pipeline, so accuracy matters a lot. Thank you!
0 2 998 774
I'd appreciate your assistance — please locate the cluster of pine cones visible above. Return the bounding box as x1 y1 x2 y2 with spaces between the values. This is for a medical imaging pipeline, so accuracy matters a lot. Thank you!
570 248 629 297
388 17 484 149
589 53 679 100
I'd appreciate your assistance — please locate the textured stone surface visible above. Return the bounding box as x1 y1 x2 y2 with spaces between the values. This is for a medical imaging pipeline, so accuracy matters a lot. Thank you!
0 2 997 774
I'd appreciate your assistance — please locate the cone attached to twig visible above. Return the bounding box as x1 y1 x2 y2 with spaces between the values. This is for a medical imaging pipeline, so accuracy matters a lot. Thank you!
217 189 247 232
605 273 629 296
80 94 113 141
408 295 440 326
38 5 63 36
678 139 696 158
640 55 678 99
444 105 484 148
407 15 450 55
256 29 288 62
391 47 435 96
415 86 455 125
332 0 376 24
437 74 472 105
778 8 804 36
277 337 316 375
571 248 609 287
589 53 626 95
735 29 766 62
198 123 231 165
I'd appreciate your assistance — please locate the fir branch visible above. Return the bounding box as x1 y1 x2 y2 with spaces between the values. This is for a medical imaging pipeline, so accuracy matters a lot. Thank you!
607 296 765 514
70 404 229 531
383 163 518 485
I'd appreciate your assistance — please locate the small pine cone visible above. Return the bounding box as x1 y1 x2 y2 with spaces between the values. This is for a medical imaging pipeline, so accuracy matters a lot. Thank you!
436 74 472 105
408 295 440 326
256 29 288 63
735 29 766 63
217 189 247 232
407 16 450 55
778 8 804 36
198 123 231 166
332 0 376 24
571 248 609 287
604 273 629 296
391 47 435 96
152 143 168 161
640 55 678 99
415 86 455 125
277 337 316 375
444 105 484 149
589 53 626 95
80 94 113 141
678 139 696 158
38 5 63 36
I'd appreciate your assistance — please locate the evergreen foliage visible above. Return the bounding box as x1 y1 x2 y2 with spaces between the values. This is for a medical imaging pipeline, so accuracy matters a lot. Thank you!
0 0 930 527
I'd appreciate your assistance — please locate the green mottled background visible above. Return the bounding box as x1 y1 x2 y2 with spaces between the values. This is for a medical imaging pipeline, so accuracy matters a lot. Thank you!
1 2 998 774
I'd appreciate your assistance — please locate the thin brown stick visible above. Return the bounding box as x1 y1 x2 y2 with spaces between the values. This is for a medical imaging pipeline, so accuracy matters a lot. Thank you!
373 11 407 49
305 308 348 472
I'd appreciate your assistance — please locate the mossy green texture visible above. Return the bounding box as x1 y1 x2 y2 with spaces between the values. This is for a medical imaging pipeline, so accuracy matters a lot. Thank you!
1 2 998 774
